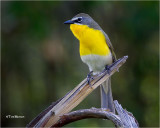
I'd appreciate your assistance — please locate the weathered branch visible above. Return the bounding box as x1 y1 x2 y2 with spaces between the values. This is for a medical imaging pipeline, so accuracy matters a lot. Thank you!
114 100 139 128
27 56 128 127
53 100 139 127
26 94 67 127
53 107 122 127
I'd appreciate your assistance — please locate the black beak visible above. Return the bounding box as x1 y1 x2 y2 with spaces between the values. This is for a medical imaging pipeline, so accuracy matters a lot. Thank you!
64 20 74 24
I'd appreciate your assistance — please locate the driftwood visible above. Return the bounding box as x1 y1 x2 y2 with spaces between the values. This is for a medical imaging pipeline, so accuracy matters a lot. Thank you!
27 56 129 127
53 100 139 127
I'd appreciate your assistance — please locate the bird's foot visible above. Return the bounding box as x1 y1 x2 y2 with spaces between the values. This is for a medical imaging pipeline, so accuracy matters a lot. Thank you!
105 65 111 75
87 71 94 86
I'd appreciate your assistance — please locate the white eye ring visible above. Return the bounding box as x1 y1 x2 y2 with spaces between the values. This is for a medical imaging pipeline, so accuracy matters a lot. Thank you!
77 17 82 22
72 17 83 23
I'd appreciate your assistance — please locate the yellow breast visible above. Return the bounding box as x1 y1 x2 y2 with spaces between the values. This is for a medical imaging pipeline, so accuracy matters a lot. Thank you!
70 24 110 56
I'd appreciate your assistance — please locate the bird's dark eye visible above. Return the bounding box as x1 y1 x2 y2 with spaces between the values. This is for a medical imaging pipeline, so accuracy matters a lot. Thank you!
75 17 82 23
78 18 82 22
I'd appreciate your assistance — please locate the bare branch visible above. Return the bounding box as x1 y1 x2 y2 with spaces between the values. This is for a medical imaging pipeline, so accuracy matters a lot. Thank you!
26 90 72 127
53 108 122 127
26 97 63 127
53 100 139 128
114 100 139 128
27 56 128 127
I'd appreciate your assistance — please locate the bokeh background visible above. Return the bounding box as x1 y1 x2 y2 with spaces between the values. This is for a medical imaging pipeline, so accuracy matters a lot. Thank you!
1 1 159 127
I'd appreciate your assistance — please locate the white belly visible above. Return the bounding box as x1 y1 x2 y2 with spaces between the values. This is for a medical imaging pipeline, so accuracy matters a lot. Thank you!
81 53 112 75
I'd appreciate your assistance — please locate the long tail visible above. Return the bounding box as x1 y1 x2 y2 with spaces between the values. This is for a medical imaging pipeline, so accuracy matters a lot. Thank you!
100 77 115 113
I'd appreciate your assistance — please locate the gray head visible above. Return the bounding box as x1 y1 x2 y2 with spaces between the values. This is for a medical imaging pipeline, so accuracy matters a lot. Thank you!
64 13 101 30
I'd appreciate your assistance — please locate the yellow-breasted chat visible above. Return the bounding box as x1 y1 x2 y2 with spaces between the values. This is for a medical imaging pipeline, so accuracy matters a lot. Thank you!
64 13 116 113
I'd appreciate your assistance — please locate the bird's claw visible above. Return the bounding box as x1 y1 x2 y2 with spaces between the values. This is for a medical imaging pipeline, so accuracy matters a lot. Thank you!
105 65 111 75
87 71 94 86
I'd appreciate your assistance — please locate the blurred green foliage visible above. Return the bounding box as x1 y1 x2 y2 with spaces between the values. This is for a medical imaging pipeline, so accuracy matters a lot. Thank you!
1 1 159 127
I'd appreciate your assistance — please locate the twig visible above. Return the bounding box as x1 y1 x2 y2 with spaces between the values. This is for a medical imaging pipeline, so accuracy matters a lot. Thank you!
27 56 128 127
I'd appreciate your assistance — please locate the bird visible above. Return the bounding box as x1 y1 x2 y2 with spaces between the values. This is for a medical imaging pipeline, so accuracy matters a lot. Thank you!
64 13 116 113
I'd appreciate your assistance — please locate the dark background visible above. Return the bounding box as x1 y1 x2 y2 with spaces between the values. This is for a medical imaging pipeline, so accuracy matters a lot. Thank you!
1 1 159 127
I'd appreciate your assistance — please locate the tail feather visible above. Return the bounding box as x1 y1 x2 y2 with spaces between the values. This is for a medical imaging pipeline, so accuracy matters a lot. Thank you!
100 77 115 113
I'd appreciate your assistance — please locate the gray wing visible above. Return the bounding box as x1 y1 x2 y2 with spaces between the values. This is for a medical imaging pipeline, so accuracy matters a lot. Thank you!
101 30 117 62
